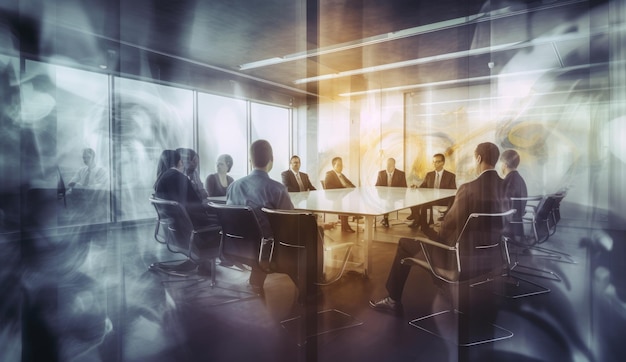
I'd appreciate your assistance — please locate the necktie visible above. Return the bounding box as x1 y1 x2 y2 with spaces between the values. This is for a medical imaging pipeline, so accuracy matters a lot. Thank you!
295 173 304 191
84 169 90 187
339 174 349 187
434 172 441 189
387 173 392 186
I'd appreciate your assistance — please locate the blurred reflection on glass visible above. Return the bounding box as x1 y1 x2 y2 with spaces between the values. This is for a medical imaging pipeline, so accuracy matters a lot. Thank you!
250 102 290 181
198 93 247 181
0 50 22 362
89 78 193 221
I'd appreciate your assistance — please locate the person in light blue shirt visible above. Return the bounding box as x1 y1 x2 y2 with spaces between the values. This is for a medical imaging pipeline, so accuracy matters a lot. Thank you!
226 139 294 290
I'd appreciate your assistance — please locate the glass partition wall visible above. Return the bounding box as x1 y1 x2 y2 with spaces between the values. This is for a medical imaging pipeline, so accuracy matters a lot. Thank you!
3 1 626 361
16 60 294 226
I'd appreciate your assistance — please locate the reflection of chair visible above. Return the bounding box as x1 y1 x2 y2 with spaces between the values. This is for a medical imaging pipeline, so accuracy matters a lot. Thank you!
401 210 516 346
149 196 221 284
510 192 575 266
261 208 362 343
496 236 552 298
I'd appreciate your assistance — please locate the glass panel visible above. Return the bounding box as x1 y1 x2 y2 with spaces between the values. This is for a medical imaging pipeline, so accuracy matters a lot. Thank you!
0 56 23 232
197 93 247 189
23 60 111 226
250 103 290 181
114 78 194 221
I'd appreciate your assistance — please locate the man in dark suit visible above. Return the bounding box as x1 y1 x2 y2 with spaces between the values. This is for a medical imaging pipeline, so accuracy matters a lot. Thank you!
500 149 528 240
281 155 317 192
375 158 407 227
324 157 357 232
370 142 508 313
408 153 457 230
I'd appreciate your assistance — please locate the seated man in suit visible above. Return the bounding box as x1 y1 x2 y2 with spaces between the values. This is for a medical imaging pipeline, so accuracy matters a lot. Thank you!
408 153 456 230
324 157 357 233
500 149 528 240
281 155 316 192
370 142 508 313
375 158 407 227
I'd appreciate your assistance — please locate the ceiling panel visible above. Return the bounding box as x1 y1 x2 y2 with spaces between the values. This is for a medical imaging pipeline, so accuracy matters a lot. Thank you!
18 0 602 100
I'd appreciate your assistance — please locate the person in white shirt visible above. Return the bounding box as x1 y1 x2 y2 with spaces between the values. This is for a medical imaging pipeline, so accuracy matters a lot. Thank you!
67 148 108 192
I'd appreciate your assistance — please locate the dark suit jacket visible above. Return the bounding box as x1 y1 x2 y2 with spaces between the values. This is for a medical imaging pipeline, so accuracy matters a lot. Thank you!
375 169 407 187
281 170 316 192
503 170 528 236
438 169 508 244
324 170 356 189
154 168 211 228
420 169 456 189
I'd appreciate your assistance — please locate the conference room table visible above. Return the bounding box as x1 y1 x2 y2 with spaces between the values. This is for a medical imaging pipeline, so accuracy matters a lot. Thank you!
289 186 456 276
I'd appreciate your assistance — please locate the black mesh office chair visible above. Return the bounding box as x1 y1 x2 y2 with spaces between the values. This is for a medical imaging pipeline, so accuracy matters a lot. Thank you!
261 208 362 344
401 210 516 346
208 202 273 276
508 192 574 279
149 196 221 284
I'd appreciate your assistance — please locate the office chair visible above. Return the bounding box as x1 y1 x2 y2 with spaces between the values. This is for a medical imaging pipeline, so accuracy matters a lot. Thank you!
262 208 354 285
510 192 575 269
149 196 221 284
401 210 516 346
496 235 552 298
208 202 274 276
261 208 362 344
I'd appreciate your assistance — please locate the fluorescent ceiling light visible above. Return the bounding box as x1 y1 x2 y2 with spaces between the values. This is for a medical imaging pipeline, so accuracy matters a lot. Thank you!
294 29 600 85
338 63 605 97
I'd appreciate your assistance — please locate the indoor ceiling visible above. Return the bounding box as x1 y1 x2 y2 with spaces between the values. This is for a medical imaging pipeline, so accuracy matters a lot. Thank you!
10 0 599 100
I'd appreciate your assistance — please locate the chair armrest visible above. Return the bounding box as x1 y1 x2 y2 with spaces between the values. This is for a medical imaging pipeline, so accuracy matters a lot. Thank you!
279 241 305 249
412 236 456 251
400 237 459 283
193 225 220 234
401 256 429 269
511 195 543 202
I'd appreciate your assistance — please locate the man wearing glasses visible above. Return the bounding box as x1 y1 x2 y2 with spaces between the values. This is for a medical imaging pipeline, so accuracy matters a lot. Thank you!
408 153 456 230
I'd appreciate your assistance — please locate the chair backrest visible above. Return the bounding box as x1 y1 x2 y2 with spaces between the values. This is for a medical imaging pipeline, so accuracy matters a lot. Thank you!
535 196 557 221
149 196 194 255
262 208 319 280
320 180 326 189
150 195 172 244
549 192 566 226
425 209 515 283
208 202 266 269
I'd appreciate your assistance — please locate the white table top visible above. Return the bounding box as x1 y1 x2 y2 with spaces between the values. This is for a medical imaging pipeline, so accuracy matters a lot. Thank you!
289 186 456 216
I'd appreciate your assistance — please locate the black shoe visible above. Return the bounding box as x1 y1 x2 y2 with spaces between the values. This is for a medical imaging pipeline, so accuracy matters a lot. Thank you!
159 259 197 272
369 296 402 314
381 218 389 228
197 263 212 276
219 259 234 267
342 225 356 233
406 214 414 221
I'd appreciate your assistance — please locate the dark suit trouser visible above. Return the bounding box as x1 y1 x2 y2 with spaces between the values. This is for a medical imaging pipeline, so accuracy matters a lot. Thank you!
386 237 423 301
